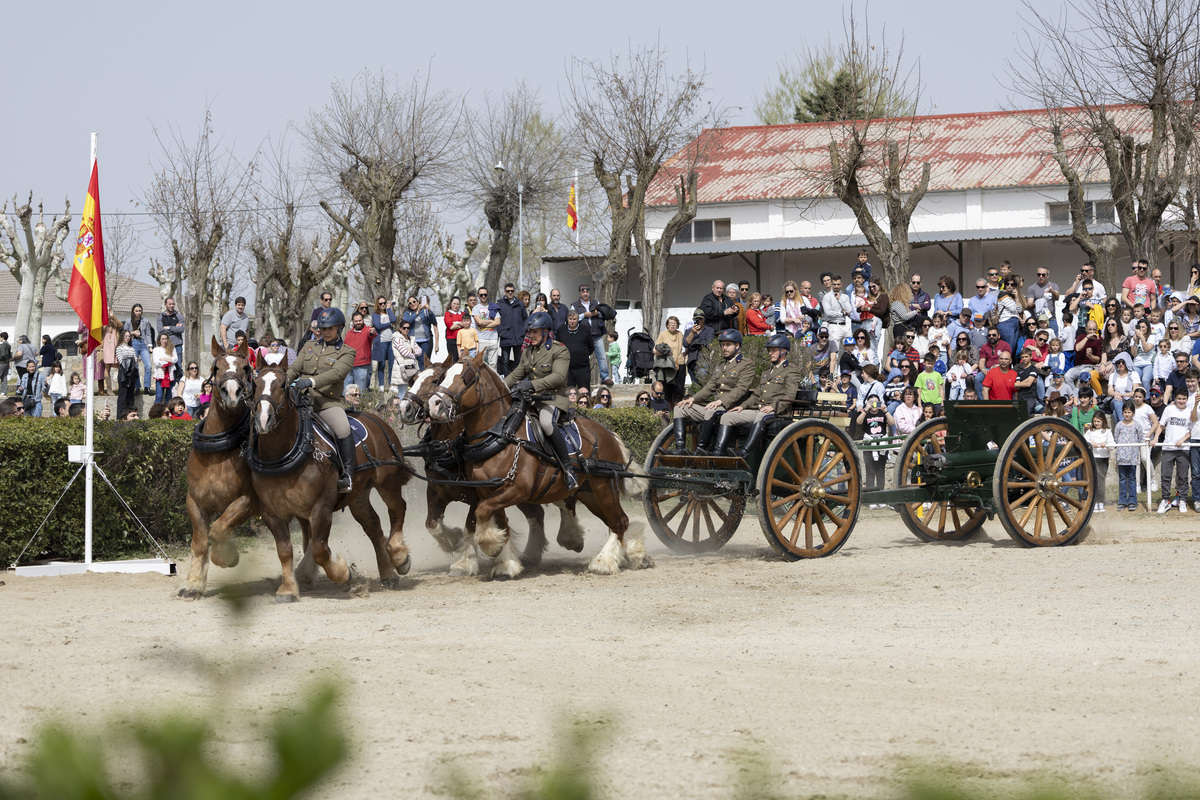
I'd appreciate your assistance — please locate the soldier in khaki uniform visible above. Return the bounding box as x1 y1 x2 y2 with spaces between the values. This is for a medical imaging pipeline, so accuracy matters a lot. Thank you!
504 311 577 489
672 329 756 454
710 333 799 457
287 307 358 492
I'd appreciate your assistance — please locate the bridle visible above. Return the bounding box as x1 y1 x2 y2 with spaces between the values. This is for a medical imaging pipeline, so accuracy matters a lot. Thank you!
431 363 510 423
211 356 253 410
253 367 296 434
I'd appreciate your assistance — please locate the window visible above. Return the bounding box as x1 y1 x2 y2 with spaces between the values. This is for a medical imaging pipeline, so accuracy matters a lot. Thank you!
1048 201 1115 226
674 218 732 244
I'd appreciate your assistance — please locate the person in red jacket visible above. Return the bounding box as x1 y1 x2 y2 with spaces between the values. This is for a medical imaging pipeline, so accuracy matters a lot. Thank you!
342 312 377 392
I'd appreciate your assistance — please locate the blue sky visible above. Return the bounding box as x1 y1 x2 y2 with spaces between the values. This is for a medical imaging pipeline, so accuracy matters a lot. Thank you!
2 0 1026 273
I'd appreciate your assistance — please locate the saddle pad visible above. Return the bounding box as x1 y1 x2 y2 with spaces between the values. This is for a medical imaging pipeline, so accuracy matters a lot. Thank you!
314 414 370 449
525 417 582 456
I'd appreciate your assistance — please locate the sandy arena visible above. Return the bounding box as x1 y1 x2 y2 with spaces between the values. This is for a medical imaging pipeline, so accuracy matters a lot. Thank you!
3 494 1200 798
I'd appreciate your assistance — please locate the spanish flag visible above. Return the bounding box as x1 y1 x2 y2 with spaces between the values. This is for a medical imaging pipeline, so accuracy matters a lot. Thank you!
68 161 107 356
567 182 578 231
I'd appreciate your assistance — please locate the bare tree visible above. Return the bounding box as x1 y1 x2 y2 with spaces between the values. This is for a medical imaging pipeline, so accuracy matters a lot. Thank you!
808 12 930 289
98 214 145 316
248 137 352 344
635 172 700 335
438 232 482 302
0 194 72 342
391 200 447 303
565 42 725 312
305 69 460 302
143 110 256 364
460 83 570 292
1010 0 1200 290
1169 144 1200 269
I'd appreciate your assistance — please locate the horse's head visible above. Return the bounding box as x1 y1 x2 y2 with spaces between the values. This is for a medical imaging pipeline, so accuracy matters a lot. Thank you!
399 364 447 424
209 336 255 410
428 355 490 423
252 364 292 434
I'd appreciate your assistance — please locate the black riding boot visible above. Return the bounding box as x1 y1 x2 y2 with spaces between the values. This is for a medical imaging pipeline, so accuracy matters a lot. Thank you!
709 424 736 457
695 417 718 455
336 435 356 493
671 417 688 455
735 417 771 459
547 427 579 490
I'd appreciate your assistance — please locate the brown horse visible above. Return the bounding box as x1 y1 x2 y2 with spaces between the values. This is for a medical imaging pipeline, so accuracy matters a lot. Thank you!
426 354 651 579
249 359 412 601
179 339 259 599
401 363 585 578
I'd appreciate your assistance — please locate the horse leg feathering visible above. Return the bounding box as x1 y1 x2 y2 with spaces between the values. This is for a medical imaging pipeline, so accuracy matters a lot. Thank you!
588 531 623 576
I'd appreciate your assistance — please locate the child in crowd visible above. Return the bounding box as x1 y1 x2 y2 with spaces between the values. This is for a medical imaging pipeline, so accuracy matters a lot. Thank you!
166 397 193 420
47 362 67 407
68 371 85 404
928 344 947 374
606 333 621 383
928 313 951 355
857 395 894 501
1153 389 1192 513
883 368 907 414
1084 414 1113 513
947 350 975 400
1113 404 1144 511
457 322 479 359
917 353 945 415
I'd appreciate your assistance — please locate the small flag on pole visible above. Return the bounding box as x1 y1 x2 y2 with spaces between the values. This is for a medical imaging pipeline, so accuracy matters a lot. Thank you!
567 181 578 232
68 161 107 356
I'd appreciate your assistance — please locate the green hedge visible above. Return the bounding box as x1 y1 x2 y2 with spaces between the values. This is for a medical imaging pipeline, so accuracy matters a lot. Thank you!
574 406 665 465
0 418 193 567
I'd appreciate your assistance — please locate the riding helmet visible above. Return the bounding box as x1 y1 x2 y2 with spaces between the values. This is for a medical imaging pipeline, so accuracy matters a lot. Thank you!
766 333 791 350
525 311 553 332
717 329 743 344
315 307 346 329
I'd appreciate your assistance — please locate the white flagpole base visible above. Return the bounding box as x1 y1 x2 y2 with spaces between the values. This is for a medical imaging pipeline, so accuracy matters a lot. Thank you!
15 558 176 577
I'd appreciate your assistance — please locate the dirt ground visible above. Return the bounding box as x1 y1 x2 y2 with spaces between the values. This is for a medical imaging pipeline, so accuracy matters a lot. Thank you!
3 490 1200 799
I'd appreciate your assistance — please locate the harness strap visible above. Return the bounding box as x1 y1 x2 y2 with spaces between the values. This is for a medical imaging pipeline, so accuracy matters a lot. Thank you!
191 407 252 454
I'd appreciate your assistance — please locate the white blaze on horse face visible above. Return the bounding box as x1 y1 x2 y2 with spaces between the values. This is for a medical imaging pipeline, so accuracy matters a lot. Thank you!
439 362 465 388
257 372 277 431
219 356 242 405
427 394 446 421
410 368 436 396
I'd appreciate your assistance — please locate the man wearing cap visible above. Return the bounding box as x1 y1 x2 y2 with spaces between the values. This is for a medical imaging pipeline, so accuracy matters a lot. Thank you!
820 275 854 346
947 307 974 344
671 330 755 454
708 333 798 457
506 312 577 489
967 277 996 320
1046 370 1076 409
812 327 838 376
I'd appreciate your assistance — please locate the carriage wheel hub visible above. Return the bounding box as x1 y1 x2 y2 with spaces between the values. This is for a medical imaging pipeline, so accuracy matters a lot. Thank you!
800 477 826 507
1036 471 1061 498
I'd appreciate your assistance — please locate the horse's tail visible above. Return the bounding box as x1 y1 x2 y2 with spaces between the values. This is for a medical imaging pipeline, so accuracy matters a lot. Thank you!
615 438 649 496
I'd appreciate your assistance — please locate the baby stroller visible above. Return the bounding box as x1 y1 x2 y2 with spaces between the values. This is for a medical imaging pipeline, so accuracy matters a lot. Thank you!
625 328 657 383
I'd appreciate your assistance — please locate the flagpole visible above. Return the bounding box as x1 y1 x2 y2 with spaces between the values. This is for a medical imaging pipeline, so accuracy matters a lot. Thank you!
84 131 97 566
574 169 580 247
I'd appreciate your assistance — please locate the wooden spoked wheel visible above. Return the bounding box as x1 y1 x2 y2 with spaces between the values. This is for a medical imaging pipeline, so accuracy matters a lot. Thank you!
643 426 746 553
756 419 860 560
993 416 1096 547
894 417 988 542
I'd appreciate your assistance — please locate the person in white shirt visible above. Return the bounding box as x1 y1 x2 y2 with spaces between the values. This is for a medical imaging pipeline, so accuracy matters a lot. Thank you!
1152 390 1192 513
1065 261 1107 301
820 275 854 347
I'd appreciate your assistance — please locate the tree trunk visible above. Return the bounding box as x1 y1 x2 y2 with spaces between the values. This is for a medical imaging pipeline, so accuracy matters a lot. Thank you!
1050 124 1123 296
592 165 640 309
482 205 512 293
637 173 699 337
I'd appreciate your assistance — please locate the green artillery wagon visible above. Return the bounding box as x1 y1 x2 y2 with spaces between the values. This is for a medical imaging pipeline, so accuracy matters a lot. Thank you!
643 399 1098 559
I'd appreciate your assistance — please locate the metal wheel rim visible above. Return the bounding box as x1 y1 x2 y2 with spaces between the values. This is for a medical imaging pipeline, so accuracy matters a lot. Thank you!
994 417 1095 546
643 427 745 553
895 417 988 541
757 420 859 559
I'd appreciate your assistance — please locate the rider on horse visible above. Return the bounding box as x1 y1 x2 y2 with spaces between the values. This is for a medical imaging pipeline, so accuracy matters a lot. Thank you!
288 306 357 492
670 329 756 455
503 311 578 491
710 333 799 458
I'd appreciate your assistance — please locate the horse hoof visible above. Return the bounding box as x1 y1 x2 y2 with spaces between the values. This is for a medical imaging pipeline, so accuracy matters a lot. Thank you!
381 577 402 590
211 542 240 569
177 587 204 600
348 582 370 599
630 555 656 570
275 594 299 604
398 555 412 576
